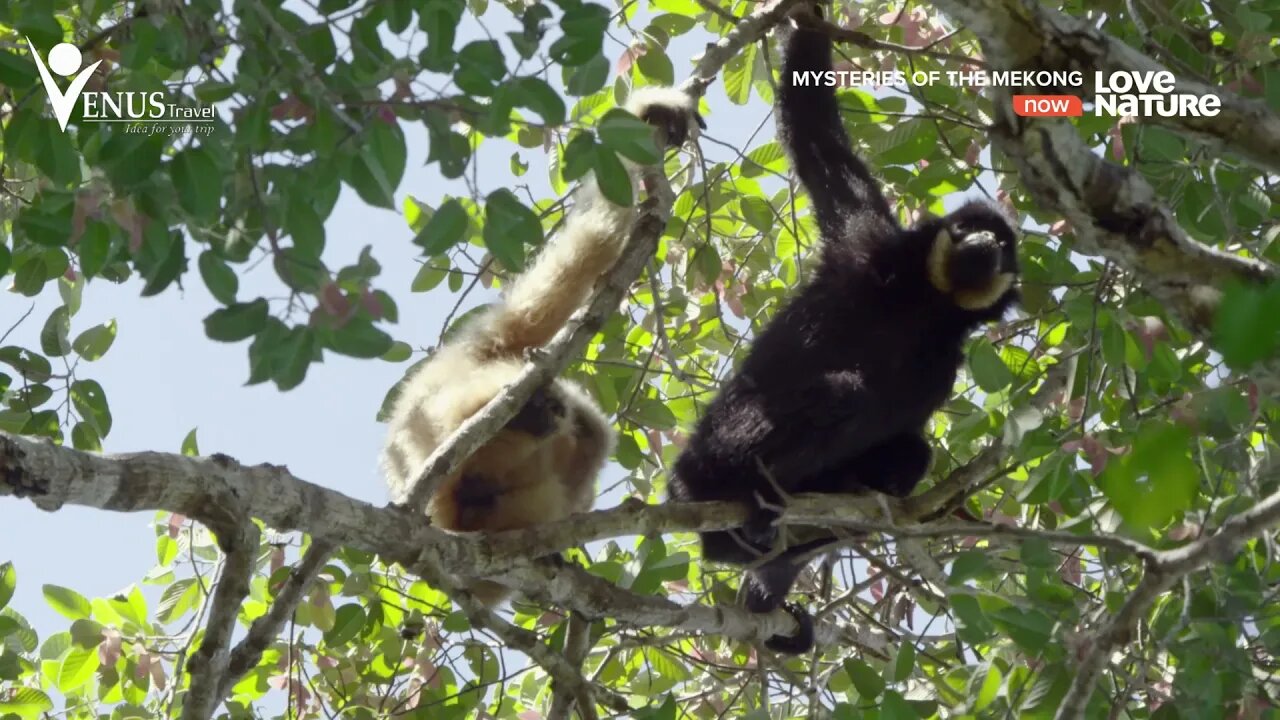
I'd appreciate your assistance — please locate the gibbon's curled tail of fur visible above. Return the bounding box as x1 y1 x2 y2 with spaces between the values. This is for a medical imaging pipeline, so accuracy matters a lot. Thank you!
667 12 1020 654
381 86 701 607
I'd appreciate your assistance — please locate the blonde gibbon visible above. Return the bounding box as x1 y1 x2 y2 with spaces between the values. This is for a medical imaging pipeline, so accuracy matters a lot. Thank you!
382 86 702 606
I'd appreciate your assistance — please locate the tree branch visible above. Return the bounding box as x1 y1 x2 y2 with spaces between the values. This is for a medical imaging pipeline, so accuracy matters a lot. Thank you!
1055 479 1280 720
218 537 337 697
8 428 1280 672
183 521 259 719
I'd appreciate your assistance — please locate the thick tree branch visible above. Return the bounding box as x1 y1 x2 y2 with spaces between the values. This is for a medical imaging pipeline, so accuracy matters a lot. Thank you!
218 537 337 697
183 521 259 719
8 429 1280 669
547 612 598 720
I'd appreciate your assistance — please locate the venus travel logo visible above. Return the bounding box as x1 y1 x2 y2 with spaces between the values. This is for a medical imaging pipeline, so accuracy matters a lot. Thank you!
26 38 215 135
26 38 103 132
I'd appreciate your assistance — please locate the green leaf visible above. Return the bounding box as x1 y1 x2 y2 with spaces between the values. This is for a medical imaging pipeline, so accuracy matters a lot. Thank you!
876 118 938 166
327 319 393 359
198 252 239 305
55 646 99 692
100 133 164 188
741 196 773 232
510 77 567 125
950 594 994 643
880 691 919 720
1000 345 1041 383
0 562 14 610
633 399 677 429
844 658 885 699
181 428 200 456
169 147 222 222
723 44 755 105
138 227 186 298
413 198 469 255
989 607 1054 653
419 1 461 72
974 663 1003 711
1099 421 1199 530
411 264 447 292
325 604 366 646
483 189 542 272
273 327 317 391
637 48 675 85
551 3 609 66
157 579 199 623
204 300 270 343
969 339 1013 392
593 145 634 207
0 687 54 718
194 81 236 103
892 641 915 682
1212 280 1280 369
0 50 37 88
33 117 80 185
69 618 104 648
562 131 598 182
598 108 662 165
78 223 112 279
71 422 102 452
72 320 117 361
948 549 990 584
285 197 327 257
381 341 412 362
39 305 71 357
454 39 507 95
298 23 337 68
274 246 328 293
0 346 52 382
565 53 609 96
71 379 112 438
344 122 407 209
43 585 93 621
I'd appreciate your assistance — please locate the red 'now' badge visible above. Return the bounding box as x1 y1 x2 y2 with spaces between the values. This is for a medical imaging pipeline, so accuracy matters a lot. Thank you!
1011 95 1083 117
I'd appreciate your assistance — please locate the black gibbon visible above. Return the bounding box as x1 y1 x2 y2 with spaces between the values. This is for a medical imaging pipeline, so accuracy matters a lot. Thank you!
666 12 1021 654
383 87 702 606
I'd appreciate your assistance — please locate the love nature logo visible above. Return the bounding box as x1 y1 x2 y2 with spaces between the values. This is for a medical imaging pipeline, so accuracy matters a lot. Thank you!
26 38 216 135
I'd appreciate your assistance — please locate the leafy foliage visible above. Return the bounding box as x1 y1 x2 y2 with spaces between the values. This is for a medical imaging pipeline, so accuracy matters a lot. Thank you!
2 0 1280 718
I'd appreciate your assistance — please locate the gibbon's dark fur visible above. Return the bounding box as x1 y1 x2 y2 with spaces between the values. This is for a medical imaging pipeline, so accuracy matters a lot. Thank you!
383 87 702 606
667 15 1020 654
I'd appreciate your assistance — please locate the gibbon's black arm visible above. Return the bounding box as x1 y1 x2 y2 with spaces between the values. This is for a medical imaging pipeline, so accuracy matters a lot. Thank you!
777 22 897 236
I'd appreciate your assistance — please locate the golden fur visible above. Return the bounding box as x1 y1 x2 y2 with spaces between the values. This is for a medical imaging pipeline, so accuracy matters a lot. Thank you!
381 86 699 606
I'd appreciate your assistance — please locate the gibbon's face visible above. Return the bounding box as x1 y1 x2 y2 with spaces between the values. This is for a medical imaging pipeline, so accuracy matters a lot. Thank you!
925 201 1020 312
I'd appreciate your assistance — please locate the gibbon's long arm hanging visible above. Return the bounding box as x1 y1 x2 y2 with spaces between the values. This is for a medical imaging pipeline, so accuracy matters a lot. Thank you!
667 6 1022 655
382 87 703 606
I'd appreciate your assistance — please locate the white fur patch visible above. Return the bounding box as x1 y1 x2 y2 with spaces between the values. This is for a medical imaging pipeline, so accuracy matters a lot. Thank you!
624 86 696 116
